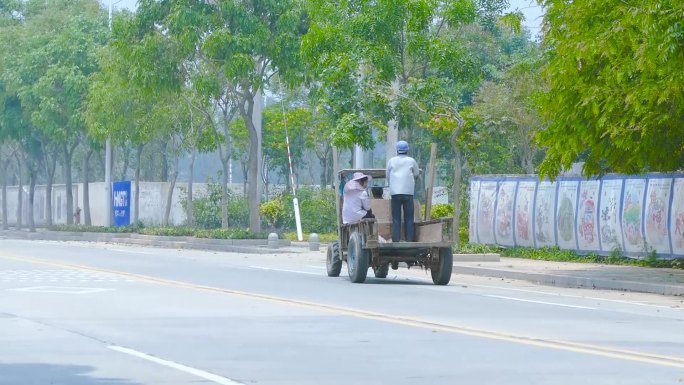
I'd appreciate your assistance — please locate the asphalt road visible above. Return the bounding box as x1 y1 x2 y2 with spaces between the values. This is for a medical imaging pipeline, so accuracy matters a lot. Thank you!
1 239 683 385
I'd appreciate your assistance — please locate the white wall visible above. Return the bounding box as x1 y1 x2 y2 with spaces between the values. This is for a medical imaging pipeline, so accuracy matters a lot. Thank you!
1 181 449 227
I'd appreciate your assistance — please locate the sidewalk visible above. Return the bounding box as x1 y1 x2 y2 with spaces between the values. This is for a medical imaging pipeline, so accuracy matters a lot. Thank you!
453 257 684 296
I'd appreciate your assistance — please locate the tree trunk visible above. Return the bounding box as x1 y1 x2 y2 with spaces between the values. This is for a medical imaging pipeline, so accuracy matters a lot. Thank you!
241 91 262 234
241 158 248 196
83 147 93 226
28 166 36 232
163 157 179 227
246 128 260 232
118 144 131 181
263 158 269 200
15 161 23 230
160 140 169 182
63 144 74 225
221 158 229 228
186 147 196 227
44 153 57 226
452 147 462 249
134 144 143 225
1 159 8 230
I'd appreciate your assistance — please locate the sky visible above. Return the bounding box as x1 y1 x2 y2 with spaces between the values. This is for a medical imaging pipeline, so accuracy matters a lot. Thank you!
508 0 545 38
111 0 544 36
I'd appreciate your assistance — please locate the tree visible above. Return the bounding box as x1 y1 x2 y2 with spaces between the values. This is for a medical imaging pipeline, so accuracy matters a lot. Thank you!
537 0 684 177
263 104 308 190
466 47 545 175
304 0 520 244
6 0 107 225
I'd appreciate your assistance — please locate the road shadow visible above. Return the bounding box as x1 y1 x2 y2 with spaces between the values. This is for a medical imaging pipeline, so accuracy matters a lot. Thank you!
363 276 434 286
0 363 142 385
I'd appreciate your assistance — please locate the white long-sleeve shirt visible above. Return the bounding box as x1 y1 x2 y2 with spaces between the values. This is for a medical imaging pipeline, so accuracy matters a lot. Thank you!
342 180 371 224
386 154 419 195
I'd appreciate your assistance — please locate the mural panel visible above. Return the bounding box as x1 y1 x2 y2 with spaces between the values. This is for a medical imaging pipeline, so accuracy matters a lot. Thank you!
514 181 537 247
671 178 684 256
644 178 672 255
622 178 647 254
469 181 481 243
477 181 498 245
495 181 517 247
577 180 601 252
556 180 579 250
599 179 624 253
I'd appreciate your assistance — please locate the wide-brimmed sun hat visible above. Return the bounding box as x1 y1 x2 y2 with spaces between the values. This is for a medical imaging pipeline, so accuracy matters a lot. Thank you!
352 172 372 182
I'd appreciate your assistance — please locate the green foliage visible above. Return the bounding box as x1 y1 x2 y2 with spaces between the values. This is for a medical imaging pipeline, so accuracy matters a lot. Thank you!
538 0 684 177
140 227 196 237
49 224 138 233
193 228 265 240
499 247 683 269
432 203 455 219
260 187 337 234
465 48 545 175
260 199 286 229
49 225 262 239
180 183 250 229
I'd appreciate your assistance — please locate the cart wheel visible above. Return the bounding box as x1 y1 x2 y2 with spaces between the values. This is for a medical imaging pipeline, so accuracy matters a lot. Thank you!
326 241 342 277
431 247 453 285
347 232 369 283
373 263 389 278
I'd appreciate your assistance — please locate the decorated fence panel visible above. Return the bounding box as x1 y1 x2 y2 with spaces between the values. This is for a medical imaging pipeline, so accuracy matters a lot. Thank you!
470 174 684 258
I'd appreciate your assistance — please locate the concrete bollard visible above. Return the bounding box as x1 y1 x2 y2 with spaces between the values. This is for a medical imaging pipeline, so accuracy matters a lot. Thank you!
268 233 279 249
309 233 320 251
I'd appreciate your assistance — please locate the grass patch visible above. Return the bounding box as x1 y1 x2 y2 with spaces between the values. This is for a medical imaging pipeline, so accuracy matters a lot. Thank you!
51 225 266 240
462 245 683 269
49 224 138 233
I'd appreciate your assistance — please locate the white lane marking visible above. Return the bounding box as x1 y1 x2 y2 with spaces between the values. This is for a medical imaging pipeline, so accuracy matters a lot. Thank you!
484 295 597 310
466 283 681 310
248 266 320 276
8 286 114 294
109 345 244 385
109 249 156 255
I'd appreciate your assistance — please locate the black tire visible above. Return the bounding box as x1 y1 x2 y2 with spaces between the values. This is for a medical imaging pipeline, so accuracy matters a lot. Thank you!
373 263 389 278
431 247 453 285
326 241 342 277
347 232 369 283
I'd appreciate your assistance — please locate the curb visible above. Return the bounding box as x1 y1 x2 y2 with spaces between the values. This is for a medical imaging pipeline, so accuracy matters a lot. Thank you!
452 266 684 296
453 253 500 262
0 231 291 255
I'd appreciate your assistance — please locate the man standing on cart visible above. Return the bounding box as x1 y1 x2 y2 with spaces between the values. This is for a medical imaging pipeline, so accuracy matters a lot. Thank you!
386 140 419 242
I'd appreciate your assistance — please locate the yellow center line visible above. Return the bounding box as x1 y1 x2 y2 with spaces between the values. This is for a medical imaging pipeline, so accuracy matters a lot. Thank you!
3 252 684 369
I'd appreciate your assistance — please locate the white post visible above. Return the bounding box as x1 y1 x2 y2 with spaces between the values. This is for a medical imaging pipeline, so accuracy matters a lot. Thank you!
281 97 303 241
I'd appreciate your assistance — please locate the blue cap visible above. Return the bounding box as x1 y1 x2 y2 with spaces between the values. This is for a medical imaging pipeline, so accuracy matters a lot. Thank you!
396 140 409 154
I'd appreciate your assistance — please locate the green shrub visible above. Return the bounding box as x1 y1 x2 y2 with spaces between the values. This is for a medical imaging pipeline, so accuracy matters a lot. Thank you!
260 199 286 229
180 182 250 229
273 187 337 234
49 224 137 233
194 228 265 239
139 227 196 237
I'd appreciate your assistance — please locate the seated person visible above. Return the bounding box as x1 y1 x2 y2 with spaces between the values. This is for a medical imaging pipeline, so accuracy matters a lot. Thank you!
342 172 375 224
371 186 384 199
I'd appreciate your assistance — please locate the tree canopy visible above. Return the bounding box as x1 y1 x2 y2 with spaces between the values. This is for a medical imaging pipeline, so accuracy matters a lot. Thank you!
537 0 684 177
